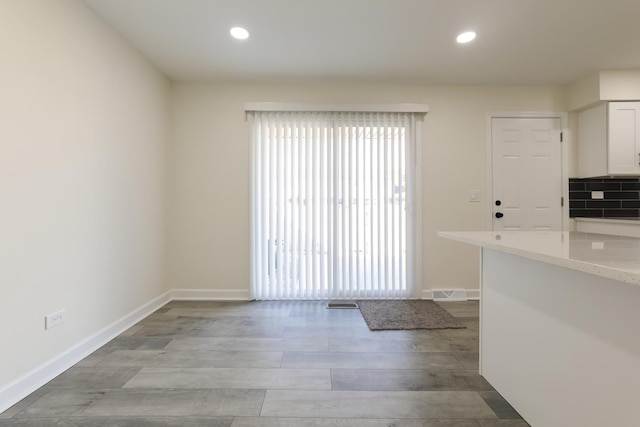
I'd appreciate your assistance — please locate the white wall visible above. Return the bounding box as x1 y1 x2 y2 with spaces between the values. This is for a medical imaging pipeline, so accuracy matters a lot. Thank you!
167 82 567 297
0 0 169 395
567 72 601 111
600 70 640 100
567 70 640 111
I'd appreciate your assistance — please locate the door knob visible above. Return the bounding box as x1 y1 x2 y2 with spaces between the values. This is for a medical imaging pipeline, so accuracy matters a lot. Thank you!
495 212 504 218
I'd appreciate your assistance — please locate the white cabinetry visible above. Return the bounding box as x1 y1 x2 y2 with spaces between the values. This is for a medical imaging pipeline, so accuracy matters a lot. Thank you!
578 101 640 177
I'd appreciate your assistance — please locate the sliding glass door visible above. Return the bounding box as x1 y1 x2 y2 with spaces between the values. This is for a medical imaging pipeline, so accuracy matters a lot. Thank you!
249 110 422 300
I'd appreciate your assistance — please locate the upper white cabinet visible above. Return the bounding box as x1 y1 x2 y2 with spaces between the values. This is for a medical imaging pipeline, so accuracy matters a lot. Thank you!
609 102 640 174
578 101 640 177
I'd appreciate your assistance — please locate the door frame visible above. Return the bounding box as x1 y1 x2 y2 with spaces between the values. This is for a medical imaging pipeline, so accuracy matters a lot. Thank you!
485 112 569 231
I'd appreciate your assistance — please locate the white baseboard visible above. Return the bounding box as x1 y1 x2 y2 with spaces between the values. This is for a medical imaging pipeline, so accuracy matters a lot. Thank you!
421 288 480 301
466 289 480 300
0 288 251 413
170 288 250 301
0 291 172 414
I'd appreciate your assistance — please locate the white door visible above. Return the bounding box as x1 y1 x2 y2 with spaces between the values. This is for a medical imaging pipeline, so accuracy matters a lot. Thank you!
491 117 562 231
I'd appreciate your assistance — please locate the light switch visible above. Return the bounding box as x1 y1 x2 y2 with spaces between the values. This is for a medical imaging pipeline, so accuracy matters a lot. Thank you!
469 190 480 202
591 191 604 199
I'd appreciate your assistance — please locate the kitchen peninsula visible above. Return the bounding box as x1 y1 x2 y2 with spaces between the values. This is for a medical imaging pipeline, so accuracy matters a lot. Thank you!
439 231 640 427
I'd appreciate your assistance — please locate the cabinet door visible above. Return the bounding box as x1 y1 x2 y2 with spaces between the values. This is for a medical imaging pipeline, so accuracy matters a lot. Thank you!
608 102 640 175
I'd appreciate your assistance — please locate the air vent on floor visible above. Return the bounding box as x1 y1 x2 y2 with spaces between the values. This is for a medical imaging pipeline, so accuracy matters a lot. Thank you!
432 289 468 301
326 302 358 309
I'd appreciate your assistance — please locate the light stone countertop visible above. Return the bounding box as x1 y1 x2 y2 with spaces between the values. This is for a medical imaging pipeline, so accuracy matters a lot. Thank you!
438 231 640 287
574 217 640 224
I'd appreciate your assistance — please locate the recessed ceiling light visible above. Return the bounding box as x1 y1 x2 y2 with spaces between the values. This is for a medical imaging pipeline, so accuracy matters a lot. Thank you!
456 31 476 44
230 27 249 40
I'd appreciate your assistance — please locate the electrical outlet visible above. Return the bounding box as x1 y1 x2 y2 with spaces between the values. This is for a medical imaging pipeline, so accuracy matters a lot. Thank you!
469 190 480 202
45 309 65 330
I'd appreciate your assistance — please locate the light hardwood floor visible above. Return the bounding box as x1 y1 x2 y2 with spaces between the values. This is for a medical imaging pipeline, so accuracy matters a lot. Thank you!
0 300 529 426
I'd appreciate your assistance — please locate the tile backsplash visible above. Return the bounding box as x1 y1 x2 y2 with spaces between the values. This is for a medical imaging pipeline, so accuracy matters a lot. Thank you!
569 178 640 218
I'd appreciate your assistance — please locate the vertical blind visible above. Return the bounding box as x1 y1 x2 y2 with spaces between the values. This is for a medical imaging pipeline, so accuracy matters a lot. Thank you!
248 109 423 300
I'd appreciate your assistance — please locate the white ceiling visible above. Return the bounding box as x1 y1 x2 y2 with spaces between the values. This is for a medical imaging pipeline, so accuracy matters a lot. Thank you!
84 0 640 85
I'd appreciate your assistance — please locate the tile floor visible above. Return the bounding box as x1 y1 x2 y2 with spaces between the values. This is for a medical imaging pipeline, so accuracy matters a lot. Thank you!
0 300 530 426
